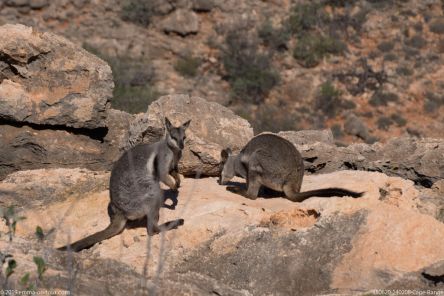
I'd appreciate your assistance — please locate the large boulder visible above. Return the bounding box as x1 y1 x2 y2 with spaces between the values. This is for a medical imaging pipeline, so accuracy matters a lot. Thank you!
125 94 254 176
0 24 113 129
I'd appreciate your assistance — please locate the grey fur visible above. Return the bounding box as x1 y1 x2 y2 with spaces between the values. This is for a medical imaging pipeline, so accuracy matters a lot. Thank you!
58 118 191 252
220 134 363 202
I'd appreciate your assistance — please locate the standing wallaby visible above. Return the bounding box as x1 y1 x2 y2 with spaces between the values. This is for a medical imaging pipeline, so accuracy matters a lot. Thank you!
219 133 363 202
58 117 191 252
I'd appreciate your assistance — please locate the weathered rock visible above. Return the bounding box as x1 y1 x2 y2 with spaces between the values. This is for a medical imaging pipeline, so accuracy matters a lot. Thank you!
29 0 48 9
278 129 334 145
192 0 213 12
0 124 110 180
0 24 112 129
126 94 254 176
161 9 199 36
5 0 29 6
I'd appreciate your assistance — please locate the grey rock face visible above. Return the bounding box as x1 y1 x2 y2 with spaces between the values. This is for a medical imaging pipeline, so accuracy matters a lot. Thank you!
278 129 334 145
179 211 367 295
125 94 254 176
161 9 199 36
0 24 113 129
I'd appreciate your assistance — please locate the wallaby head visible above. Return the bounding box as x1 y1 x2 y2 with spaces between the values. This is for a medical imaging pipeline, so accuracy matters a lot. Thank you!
219 148 236 185
165 117 191 150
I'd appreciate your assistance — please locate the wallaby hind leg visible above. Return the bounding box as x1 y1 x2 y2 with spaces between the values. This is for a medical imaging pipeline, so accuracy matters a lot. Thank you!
227 170 261 200
58 210 127 252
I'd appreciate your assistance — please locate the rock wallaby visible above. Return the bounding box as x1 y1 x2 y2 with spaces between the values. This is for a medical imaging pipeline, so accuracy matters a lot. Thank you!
219 133 363 202
58 117 191 252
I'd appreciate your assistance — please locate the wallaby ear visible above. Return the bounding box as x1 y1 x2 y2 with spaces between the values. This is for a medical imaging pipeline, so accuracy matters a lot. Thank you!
182 119 191 130
165 117 173 132
221 148 232 162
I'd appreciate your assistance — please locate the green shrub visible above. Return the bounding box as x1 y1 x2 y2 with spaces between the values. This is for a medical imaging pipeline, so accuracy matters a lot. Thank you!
315 82 354 118
369 91 399 106
377 41 395 52
174 55 201 78
222 29 279 104
390 114 407 127
396 66 413 76
258 21 290 50
377 116 393 130
405 35 427 49
293 33 346 68
288 2 325 35
120 0 156 27
83 44 159 114
429 20 444 34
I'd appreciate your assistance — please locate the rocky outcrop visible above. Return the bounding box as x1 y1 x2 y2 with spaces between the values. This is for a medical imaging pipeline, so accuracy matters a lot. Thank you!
1 169 443 294
160 9 199 36
0 24 130 179
283 133 444 188
0 24 112 129
126 94 254 176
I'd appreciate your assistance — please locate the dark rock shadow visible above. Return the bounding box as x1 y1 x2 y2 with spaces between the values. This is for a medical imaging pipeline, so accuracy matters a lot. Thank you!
126 217 184 232
222 180 285 199
163 189 179 210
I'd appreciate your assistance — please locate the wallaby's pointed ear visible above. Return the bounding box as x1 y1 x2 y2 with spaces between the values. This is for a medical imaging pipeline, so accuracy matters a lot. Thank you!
221 148 232 162
165 117 173 132
182 119 191 130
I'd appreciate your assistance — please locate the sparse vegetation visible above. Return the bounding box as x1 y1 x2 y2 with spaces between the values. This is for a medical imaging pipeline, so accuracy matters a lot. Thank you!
288 2 325 35
315 82 355 118
120 0 156 27
293 33 346 67
258 21 290 50
405 35 427 49
377 41 395 52
424 92 444 113
377 116 394 130
83 44 160 114
390 114 407 127
174 55 201 78
396 66 413 76
222 28 279 104
369 91 399 107
429 20 444 34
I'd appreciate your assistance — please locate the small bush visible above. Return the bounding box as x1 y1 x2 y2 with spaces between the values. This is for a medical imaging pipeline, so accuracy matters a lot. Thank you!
369 91 399 106
377 41 395 52
429 20 444 34
377 116 393 130
423 92 444 113
288 2 325 35
315 82 354 118
390 114 407 127
405 35 427 49
258 21 290 50
396 66 413 76
120 0 156 27
293 33 346 68
174 55 200 78
222 29 279 104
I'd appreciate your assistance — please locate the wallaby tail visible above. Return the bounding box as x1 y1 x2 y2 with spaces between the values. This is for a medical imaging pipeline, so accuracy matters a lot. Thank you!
58 214 127 252
290 188 364 202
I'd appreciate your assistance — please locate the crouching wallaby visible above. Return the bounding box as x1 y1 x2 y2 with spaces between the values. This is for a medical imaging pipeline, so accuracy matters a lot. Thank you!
58 117 191 252
219 133 363 202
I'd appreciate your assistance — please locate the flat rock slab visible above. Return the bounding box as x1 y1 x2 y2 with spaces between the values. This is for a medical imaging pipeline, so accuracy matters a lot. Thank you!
0 24 112 129
1 169 443 294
